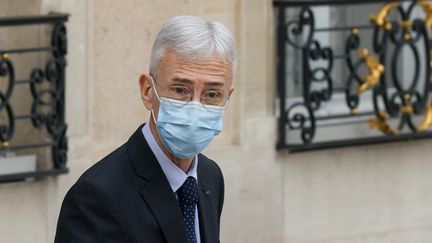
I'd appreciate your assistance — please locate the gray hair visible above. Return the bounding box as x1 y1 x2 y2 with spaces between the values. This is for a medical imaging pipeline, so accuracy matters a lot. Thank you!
149 15 237 82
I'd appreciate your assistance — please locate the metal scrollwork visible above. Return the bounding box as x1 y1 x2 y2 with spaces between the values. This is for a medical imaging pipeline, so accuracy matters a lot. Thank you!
282 7 332 146
345 30 385 112
52 23 67 58
0 54 15 145
370 2 400 31
369 87 401 135
343 1 432 137
355 48 384 95
417 105 432 131
28 57 66 167
23 21 67 168
286 7 334 111
368 1 432 134
276 1 432 150
0 13 69 181
419 0 432 26
344 29 362 111
52 124 68 168
285 7 315 49
286 103 315 144
306 40 334 110
30 61 63 133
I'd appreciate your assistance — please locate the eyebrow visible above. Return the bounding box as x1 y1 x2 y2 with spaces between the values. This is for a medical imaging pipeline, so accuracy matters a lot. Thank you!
172 77 224 86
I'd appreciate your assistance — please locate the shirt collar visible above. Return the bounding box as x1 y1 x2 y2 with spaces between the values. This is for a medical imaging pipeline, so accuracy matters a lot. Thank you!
142 123 198 192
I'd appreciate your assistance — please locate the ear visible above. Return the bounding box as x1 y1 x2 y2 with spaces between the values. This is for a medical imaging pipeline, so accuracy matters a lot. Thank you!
228 87 234 100
139 73 154 110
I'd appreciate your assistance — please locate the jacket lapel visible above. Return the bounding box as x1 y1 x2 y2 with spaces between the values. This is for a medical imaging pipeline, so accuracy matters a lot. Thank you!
127 124 188 243
198 173 217 243
139 179 188 243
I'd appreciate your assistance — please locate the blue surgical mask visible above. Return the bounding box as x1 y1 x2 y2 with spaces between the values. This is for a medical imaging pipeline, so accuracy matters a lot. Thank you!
151 79 225 158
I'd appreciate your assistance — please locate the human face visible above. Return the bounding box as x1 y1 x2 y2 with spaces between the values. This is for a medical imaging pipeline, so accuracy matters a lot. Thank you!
140 49 234 118
139 49 234 165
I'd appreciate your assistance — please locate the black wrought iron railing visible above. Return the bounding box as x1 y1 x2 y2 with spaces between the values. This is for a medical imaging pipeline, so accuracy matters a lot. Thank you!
0 13 68 182
274 0 432 152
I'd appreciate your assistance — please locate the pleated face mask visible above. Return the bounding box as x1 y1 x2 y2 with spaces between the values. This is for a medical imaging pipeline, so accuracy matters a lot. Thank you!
151 78 225 158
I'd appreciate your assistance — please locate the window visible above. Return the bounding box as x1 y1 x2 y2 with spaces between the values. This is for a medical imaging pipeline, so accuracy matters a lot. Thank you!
274 0 432 152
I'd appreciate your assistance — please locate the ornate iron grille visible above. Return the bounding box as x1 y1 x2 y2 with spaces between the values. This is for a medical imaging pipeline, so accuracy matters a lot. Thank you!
0 13 68 182
275 0 432 152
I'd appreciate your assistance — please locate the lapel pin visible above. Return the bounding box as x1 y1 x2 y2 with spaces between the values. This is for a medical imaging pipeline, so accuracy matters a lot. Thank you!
202 189 212 197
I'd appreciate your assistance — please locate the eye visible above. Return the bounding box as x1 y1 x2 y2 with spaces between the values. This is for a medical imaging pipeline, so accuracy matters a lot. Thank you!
170 86 191 95
204 90 222 99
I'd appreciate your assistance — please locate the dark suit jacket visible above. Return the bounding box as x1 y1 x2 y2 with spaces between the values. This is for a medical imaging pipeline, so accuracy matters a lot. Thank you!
54 124 224 243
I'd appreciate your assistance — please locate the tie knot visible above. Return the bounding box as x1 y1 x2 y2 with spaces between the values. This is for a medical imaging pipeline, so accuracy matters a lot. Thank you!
177 176 198 205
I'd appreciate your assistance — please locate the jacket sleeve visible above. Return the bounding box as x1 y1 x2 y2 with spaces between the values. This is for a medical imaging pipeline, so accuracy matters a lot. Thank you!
216 165 225 243
217 165 225 225
54 179 128 243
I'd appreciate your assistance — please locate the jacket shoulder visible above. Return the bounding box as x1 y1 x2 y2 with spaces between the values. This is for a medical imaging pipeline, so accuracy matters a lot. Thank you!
197 153 223 177
75 143 132 190
55 144 130 243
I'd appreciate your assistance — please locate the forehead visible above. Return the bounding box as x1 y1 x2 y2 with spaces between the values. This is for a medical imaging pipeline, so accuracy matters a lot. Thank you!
156 49 232 85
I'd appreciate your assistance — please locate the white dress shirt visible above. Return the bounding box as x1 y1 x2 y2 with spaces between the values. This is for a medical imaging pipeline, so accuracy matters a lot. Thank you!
142 123 201 243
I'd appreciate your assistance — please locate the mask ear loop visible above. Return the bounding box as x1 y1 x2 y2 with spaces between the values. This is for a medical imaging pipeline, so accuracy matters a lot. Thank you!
150 76 162 101
150 76 161 125
150 109 157 125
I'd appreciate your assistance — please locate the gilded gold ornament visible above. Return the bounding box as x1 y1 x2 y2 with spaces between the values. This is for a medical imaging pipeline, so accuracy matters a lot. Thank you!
370 2 400 30
356 48 385 94
419 0 432 26
368 111 400 135
417 106 432 131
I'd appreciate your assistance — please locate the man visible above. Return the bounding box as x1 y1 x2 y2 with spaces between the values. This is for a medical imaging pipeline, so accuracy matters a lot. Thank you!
54 15 236 243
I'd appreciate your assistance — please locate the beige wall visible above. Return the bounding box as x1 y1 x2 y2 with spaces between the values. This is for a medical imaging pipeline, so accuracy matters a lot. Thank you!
1 0 432 243
283 140 432 243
